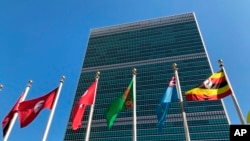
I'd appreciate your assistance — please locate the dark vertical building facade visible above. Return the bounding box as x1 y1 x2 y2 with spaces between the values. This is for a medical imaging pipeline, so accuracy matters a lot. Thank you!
64 13 230 141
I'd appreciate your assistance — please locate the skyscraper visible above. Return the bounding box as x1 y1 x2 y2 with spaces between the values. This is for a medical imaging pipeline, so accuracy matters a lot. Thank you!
64 13 230 141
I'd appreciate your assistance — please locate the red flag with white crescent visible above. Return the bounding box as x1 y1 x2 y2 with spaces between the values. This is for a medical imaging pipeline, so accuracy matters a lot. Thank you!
18 88 58 128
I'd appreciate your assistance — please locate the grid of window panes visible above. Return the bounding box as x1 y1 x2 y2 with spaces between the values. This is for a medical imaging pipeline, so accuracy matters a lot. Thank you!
64 13 229 141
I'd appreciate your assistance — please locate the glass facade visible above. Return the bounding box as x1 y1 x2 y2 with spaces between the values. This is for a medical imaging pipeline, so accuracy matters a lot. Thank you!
64 13 230 141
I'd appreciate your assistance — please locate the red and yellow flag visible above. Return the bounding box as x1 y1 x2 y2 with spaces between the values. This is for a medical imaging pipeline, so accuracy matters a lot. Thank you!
185 71 232 101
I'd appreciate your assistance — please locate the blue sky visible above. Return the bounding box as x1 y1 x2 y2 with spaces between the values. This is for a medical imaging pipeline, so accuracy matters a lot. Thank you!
0 1 250 141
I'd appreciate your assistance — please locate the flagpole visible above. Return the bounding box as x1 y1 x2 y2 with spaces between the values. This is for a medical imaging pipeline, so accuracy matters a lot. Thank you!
173 63 190 141
218 59 246 124
3 80 32 141
132 68 137 141
42 76 65 141
85 71 100 141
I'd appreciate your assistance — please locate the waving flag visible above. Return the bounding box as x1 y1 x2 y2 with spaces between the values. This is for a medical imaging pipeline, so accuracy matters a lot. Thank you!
71 80 98 130
18 88 58 128
156 77 178 129
185 71 231 101
105 79 134 129
2 93 24 137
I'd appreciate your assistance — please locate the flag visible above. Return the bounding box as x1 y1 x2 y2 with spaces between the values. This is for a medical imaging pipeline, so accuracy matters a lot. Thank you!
185 70 232 101
156 77 178 129
247 111 250 123
2 93 24 137
71 80 98 130
105 79 134 129
18 88 58 128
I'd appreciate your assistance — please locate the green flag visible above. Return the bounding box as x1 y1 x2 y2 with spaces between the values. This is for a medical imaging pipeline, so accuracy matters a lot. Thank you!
105 79 134 129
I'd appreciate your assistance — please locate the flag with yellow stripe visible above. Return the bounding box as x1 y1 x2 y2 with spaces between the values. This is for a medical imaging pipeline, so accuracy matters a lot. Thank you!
247 111 250 123
185 70 232 101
